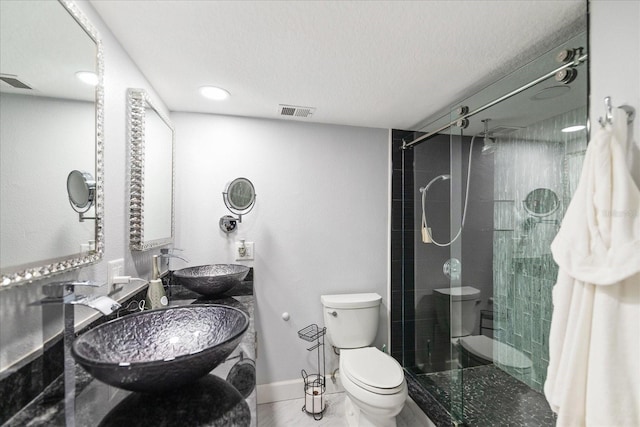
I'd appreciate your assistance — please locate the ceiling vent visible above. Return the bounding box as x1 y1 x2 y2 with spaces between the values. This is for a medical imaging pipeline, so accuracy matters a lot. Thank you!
0 74 32 90
488 126 524 136
278 104 316 119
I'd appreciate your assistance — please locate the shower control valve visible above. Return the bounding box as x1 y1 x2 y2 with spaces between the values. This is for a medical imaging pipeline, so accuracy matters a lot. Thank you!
443 258 461 280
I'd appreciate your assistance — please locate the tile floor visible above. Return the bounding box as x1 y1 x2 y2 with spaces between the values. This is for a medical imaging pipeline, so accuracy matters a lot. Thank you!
257 392 434 427
416 365 556 426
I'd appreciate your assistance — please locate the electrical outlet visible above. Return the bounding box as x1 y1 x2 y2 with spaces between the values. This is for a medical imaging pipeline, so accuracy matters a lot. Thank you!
235 241 254 261
107 258 125 290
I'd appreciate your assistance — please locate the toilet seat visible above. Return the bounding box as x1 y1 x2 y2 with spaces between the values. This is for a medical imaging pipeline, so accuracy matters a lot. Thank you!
341 347 405 395
458 335 532 370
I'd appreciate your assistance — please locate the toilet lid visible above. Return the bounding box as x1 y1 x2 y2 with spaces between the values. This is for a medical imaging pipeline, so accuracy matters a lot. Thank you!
458 335 532 370
342 347 405 394
433 286 480 301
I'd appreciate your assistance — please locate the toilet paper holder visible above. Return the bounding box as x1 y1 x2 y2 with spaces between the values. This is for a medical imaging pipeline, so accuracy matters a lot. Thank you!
298 324 327 420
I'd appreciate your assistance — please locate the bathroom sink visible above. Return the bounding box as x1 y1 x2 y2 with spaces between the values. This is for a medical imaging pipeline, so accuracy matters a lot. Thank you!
71 304 249 392
173 264 250 296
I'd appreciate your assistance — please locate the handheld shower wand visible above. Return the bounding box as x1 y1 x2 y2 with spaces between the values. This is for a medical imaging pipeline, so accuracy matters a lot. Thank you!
420 134 479 246
420 174 451 193
420 175 450 243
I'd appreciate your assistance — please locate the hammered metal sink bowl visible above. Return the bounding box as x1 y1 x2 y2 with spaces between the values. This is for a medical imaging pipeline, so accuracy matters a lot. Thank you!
173 264 250 296
71 304 249 392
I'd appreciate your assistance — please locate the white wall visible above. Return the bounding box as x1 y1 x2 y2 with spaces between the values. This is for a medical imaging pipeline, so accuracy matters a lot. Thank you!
172 113 389 384
588 0 640 395
589 1 640 184
0 1 165 372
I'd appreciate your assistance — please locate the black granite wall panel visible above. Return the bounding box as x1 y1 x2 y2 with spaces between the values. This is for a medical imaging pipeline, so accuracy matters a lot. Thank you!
390 130 415 366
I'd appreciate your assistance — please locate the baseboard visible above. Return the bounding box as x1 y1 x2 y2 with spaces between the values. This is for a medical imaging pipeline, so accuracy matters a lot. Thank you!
257 375 344 405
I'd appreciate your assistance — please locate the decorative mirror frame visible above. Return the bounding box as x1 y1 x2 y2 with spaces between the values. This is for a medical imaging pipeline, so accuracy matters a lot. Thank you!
0 0 104 287
127 88 175 251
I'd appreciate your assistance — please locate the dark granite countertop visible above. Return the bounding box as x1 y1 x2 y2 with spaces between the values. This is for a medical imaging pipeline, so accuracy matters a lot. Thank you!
3 281 255 427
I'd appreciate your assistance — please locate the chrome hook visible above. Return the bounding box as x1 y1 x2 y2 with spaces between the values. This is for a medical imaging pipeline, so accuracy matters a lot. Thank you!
598 96 636 127
605 96 614 124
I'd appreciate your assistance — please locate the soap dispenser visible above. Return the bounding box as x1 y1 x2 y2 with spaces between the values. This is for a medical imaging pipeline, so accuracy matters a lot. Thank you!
145 255 168 310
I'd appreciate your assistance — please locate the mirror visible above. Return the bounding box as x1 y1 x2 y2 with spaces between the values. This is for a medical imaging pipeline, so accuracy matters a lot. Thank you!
67 170 96 217
523 188 560 217
225 178 256 213
128 88 175 251
0 0 104 287
219 178 256 234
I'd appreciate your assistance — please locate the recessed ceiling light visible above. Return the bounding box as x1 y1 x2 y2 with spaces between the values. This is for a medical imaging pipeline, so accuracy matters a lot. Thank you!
199 86 230 101
75 71 98 86
561 125 586 133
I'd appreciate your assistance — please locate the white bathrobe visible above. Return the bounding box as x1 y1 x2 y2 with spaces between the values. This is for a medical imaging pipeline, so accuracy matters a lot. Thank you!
545 108 640 426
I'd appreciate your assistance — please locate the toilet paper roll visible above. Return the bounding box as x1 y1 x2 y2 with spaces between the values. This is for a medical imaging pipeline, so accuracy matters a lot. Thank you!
304 384 325 414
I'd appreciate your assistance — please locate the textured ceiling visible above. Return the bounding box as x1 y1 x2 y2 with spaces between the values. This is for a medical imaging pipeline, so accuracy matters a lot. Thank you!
90 1 586 130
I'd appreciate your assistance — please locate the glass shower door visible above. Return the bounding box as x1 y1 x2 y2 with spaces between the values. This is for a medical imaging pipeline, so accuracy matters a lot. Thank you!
445 34 588 423
398 31 588 426
448 117 466 424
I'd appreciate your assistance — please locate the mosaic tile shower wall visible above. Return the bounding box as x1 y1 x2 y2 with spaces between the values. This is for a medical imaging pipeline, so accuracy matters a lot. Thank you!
492 106 587 392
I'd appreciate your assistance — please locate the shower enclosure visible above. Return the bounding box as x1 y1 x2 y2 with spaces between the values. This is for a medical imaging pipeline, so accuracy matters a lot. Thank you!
391 31 588 425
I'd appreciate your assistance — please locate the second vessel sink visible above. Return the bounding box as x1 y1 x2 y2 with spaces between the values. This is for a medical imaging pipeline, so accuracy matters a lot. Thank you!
173 264 250 296
71 304 249 392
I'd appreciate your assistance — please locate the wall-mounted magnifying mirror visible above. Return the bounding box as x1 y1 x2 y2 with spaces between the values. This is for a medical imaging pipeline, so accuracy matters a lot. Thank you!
67 170 96 221
523 188 560 217
220 178 256 233
128 88 175 251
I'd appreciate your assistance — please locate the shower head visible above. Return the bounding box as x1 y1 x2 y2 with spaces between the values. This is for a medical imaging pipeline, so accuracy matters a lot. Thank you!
420 174 451 192
480 118 497 155
482 136 497 154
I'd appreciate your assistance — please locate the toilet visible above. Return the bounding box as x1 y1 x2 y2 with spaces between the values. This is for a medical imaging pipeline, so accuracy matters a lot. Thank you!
321 293 407 427
433 286 533 373
433 286 481 337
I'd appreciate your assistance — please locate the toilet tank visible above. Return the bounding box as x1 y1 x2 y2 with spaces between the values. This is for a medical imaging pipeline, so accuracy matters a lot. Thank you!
321 293 381 349
433 286 480 337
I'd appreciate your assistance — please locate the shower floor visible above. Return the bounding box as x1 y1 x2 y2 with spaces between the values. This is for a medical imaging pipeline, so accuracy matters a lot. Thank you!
413 365 556 426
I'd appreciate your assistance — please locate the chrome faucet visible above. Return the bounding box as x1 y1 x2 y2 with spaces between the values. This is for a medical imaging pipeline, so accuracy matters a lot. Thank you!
160 248 189 262
39 280 120 427
41 280 121 314
159 249 189 301
160 248 189 271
